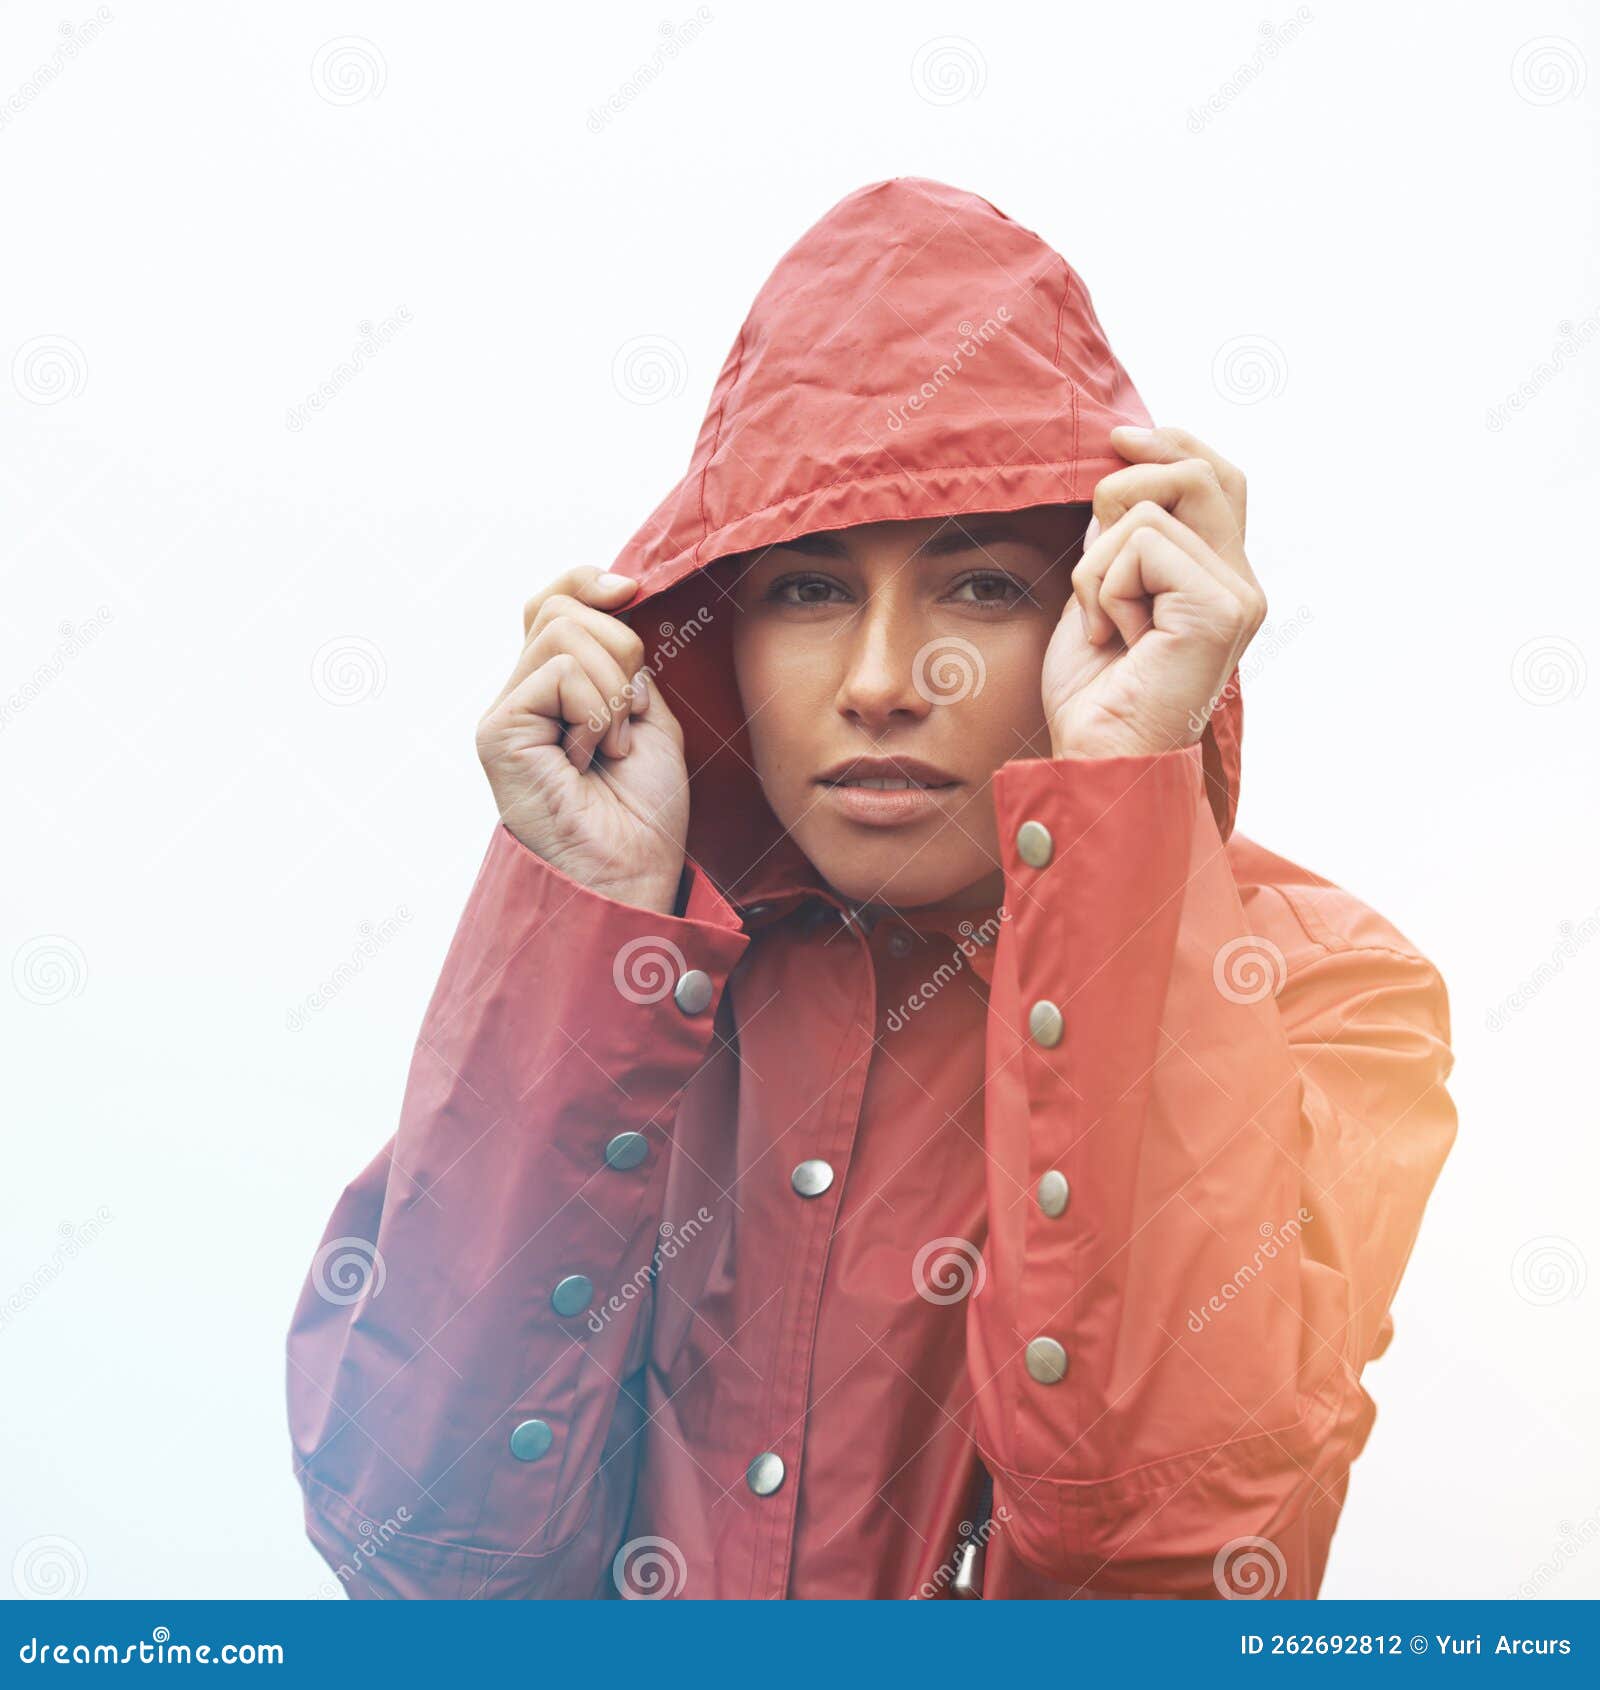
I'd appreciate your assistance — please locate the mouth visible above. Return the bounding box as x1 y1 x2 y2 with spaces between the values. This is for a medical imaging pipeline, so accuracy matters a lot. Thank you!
814 758 963 828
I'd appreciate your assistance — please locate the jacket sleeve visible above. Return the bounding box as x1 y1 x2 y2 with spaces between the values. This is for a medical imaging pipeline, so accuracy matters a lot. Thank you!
286 824 748 1599
968 743 1457 1597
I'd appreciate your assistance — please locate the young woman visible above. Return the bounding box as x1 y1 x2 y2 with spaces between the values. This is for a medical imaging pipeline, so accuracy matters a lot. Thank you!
288 178 1456 1600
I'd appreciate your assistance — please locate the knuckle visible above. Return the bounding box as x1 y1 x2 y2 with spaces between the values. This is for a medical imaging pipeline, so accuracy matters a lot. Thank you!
534 593 578 632
1182 457 1221 491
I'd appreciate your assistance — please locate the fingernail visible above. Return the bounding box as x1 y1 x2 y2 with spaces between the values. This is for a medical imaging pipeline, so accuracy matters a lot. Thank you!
596 573 636 593
1081 516 1101 550
617 716 631 755
1111 423 1154 439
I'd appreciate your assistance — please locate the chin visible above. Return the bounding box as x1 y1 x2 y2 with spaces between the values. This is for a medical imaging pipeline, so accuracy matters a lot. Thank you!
805 828 992 910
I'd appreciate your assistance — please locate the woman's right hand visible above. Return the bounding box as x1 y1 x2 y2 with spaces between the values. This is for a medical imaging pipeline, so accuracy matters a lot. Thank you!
476 568 689 915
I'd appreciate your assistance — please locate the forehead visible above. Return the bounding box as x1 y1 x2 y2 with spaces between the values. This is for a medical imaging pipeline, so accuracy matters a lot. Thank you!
755 504 1088 564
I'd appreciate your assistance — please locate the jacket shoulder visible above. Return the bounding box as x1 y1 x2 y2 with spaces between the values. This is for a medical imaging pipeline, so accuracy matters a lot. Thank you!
1225 831 1437 971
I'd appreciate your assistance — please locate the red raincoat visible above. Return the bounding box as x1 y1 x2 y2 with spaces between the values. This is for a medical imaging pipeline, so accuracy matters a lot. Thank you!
288 179 1456 1600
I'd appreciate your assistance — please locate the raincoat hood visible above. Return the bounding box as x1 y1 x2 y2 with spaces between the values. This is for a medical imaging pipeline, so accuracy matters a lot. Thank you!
611 177 1243 902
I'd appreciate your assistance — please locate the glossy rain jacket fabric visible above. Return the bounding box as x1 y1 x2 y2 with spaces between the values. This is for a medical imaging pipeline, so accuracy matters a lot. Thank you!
288 179 1456 1599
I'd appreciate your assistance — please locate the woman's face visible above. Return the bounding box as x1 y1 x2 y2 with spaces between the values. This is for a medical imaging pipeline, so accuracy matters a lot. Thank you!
730 504 1090 910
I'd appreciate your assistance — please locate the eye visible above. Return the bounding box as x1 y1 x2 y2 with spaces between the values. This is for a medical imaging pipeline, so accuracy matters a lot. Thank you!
946 571 1027 609
768 572 852 607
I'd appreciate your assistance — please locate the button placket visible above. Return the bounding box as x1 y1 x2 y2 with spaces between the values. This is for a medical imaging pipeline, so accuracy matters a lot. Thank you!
748 925 875 1598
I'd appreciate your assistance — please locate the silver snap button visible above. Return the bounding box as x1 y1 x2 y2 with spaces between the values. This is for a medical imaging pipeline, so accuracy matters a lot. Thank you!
887 930 913 959
509 1418 553 1461
604 1131 649 1172
673 969 713 1015
1016 820 1054 868
1028 1000 1064 1048
746 1451 786 1496
1025 1337 1068 1384
790 1159 835 1198
1036 1170 1070 1218
551 1274 594 1317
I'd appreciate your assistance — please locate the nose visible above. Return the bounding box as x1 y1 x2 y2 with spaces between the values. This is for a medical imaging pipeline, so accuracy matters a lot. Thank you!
832 599 934 730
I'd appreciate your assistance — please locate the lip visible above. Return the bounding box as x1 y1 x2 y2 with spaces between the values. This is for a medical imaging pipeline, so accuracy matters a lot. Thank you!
814 756 963 829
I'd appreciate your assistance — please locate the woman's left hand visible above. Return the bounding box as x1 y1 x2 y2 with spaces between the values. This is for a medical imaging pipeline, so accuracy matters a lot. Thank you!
1043 425 1266 760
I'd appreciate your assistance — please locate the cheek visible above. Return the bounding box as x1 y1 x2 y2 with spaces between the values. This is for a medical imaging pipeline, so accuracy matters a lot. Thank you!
964 635 1052 759
734 628 828 776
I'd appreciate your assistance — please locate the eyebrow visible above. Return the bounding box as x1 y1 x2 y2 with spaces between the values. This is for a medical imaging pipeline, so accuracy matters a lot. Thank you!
771 517 1040 561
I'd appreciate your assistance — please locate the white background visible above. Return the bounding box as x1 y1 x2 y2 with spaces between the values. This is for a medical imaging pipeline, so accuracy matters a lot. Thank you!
2 0 1595 1600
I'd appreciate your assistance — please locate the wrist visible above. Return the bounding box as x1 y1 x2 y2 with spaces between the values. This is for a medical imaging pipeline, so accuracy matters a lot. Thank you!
590 866 685 918
1046 713 1203 762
